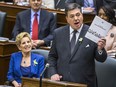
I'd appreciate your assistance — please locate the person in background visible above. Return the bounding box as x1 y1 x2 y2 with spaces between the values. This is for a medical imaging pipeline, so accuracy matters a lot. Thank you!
7 32 45 87
104 0 116 9
65 0 105 14
12 0 56 48
54 0 67 10
48 3 107 87
0 0 13 2
42 0 55 9
98 5 116 58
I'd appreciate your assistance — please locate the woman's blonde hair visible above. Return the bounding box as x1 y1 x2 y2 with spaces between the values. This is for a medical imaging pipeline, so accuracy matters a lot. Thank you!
16 32 31 47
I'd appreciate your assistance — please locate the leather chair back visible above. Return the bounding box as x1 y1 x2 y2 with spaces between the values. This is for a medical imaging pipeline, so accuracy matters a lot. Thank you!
0 11 7 37
95 57 116 87
32 49 50 78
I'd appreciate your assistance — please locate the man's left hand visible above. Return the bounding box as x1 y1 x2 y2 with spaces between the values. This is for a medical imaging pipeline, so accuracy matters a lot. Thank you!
97 38 106 50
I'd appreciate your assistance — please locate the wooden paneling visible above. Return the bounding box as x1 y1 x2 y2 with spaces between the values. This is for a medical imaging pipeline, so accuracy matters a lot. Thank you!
0 42 18 85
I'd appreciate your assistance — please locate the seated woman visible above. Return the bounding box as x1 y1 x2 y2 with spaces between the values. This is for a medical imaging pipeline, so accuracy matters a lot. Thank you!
7 32 45 87
98 5 116 58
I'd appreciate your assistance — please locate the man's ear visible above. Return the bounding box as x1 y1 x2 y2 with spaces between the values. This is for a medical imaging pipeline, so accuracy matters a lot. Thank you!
66 16 69 24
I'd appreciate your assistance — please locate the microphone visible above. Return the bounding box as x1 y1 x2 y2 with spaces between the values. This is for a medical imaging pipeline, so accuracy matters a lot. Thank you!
40 63 50 77
40 63 50 87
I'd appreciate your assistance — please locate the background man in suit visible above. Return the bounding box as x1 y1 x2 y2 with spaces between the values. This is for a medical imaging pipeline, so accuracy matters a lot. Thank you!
104 0 116 9
54 0 67 9
12 0 56 47
48 3 107 87
65 0 105 13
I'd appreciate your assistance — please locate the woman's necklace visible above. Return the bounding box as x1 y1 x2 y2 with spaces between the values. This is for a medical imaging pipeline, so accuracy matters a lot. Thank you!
22 53 31 65
24 61 26 64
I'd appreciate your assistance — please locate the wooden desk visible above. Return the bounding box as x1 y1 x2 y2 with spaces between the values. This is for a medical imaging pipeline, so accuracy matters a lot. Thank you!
22 77 87 87
0 41 18 85
0 3 95 39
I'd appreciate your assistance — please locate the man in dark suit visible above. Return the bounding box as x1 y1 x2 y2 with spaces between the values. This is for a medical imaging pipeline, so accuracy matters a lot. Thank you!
104 0 116 9
54 0 67 9
48 3 107 87
12 0 56 47
65 0 105 13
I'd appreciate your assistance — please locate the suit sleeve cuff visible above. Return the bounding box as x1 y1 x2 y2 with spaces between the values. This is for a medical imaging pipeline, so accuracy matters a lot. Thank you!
98 49 103 55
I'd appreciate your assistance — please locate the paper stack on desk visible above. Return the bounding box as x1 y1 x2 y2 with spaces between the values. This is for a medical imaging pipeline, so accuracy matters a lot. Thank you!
85 16 112 43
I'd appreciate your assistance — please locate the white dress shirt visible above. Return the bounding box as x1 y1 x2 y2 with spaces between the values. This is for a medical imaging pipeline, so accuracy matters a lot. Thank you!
70 24 83 43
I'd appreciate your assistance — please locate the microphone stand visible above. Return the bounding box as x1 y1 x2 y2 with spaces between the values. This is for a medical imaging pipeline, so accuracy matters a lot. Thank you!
40 75 42 87
39 63 49 87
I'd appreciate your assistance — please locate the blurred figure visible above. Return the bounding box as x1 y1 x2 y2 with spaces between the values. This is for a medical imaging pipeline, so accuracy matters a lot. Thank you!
98 5 116 58
42 0 55 9
54 0 67 10
65 0 105 13
104 0 116 9
12 0 56 47
7 32 45 87
13 0 29 5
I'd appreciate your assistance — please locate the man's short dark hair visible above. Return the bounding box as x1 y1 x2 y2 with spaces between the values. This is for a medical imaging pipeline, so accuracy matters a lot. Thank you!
65 3 81 16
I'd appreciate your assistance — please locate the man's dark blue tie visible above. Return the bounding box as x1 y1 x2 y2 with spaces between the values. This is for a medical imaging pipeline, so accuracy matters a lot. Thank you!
71 30 77 54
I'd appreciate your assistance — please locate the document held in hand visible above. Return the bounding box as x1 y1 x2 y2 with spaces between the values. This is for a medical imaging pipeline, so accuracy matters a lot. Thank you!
85 16 112 43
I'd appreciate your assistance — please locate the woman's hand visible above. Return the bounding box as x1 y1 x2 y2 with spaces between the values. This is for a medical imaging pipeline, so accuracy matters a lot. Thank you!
12 80 21 87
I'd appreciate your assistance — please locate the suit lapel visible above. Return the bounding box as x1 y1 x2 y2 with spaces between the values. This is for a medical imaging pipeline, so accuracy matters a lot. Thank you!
16 52 23 76
59 25 71 62
69 25 88 61
30 53 34 75
30 53 37 77
26 9 31 33
64 26 71 56
93 0 97 10
82 0 84 6
39 10 45 33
